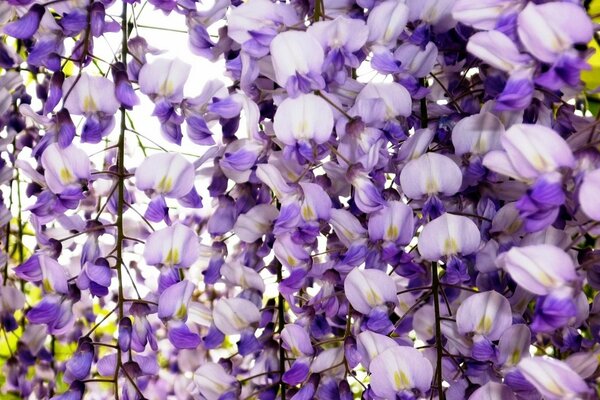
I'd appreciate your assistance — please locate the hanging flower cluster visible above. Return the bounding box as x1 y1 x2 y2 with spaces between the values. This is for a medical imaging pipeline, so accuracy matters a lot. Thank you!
1 0 600 399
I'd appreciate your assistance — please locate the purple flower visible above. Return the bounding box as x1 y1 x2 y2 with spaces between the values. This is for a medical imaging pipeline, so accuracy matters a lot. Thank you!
281 324 314 357
228 0 299 57
3 4 45 39
0 286 25 332
158 280 200 349
344 267 398 315
452 0 522 30
350 82 412 124
76 258 112 297
14 254 69 294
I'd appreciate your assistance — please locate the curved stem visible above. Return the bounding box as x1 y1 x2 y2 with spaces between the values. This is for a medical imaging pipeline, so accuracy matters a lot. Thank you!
276 260 286 400
420 80 445 399
113 2 129 398
431 262 445 400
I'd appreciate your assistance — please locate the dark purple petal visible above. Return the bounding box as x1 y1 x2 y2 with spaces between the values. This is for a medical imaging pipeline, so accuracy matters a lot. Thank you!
56 109 76 148
145 195 168 223
118 317 132 352
66 341 93 380
186 116 215 145
282 360 310 385
27 296 61 324
3 4 44 39
237 330 261 356
167 322 200 349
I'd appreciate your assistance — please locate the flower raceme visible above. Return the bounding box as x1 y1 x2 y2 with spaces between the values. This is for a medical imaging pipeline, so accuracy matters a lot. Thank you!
1 0 599 400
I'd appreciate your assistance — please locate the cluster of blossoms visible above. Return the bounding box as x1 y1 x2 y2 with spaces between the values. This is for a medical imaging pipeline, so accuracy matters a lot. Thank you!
1 0 600 399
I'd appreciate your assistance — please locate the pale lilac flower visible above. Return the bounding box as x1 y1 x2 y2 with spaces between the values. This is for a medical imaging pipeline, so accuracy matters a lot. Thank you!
397 128 435 162
0 286 25 332
138 58 191 102
273 94 334 146
219 139 264 183
221 261 265 293
350 82 411 124
41 143 90 195
343 267 398 315
452 0 523 30
348 170 385 213
483 124 575 182
497 324 530 367
369 346 433 397
227 0 299 57
393 42 439 78
135 153 195 198
233 204 279 243
418 213 481 260
62 74 119 143
281 324 314 357
307 16 368 82
367 0 409 46
311 347 345 373
467 30 532 73
193 363 237 400
518 357 591 400
456 291 512 341
406 0 456 31
497 244 578 296
517 2 593 64
367 200 414 244
468 382 516 400
566 351 600 380
330 208 368 248
158 280 200 349
212 297 260 335
452 112 504 156
356 331 398 369
14 254 68 294
62 74 118 115
270 31 325 96
158 280 195 321
399 153 462 199
579 169 600 221
143 224 200 268
273 233 310 269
